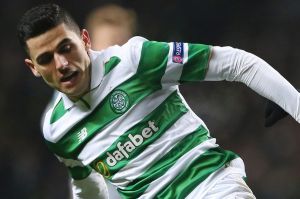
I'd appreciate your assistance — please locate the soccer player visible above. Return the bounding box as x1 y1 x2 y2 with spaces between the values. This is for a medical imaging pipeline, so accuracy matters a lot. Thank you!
17 3 300 199
40 4 138 197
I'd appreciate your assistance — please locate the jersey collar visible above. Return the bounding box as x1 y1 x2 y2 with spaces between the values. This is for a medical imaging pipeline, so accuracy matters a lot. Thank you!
89 49 104 90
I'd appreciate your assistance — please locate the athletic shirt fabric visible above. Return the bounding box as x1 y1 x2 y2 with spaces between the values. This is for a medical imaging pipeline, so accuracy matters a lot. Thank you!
42 36 241 198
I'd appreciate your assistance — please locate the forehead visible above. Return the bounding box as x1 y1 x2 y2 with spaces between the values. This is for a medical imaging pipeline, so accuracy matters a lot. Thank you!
26 23 81 58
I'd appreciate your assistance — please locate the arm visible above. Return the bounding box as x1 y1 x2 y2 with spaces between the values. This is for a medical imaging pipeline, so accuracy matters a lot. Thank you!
264 88 300 127
264 99 288 127
205 46 300 123
56 157 109 199
126 38 300 123
70 169 108 199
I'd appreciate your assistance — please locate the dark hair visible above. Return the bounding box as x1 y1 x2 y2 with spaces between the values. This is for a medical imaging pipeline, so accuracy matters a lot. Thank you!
17 3 80 53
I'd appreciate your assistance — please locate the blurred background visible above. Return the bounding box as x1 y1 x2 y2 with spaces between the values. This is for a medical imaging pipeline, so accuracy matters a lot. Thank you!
1 0 300 198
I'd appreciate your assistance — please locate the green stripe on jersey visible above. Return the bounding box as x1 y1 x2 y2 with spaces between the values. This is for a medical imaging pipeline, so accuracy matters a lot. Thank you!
46 81 160 158
156 148 238 199
50 98 67 124
104 56 121 75
179 44 211 83
91 91 188 179
46 42 169 159
118 125 209 198
137 41 169 84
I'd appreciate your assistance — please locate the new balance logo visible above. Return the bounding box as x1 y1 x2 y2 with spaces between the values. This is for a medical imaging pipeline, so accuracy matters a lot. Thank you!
77 127 88 142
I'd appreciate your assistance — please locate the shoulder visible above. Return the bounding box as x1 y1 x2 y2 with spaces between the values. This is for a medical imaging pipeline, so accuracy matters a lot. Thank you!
98 36 148 66
124 36 148 47
105 36 148 53
123 36 149 62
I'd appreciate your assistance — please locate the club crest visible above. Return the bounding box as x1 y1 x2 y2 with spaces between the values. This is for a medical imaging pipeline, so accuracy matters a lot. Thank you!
110 90 129 113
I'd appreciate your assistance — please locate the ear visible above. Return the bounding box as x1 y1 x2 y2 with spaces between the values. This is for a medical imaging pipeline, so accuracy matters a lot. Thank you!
25 58 41 77
81 29 91 50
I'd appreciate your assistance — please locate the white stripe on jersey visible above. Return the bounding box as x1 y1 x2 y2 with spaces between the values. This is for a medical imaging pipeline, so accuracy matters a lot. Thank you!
140 139 218 199
111 110 212 188
78 88 177 165
185 158 247 199
161 43 188 87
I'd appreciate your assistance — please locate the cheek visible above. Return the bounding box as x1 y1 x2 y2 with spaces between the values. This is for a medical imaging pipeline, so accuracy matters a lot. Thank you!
39 69 57 86
71 49 90 69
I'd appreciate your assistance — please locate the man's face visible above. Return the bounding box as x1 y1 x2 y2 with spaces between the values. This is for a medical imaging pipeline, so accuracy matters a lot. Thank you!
25 23 92 101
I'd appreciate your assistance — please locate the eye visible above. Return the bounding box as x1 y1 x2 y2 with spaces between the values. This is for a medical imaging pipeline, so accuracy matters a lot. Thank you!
36 53 53 65
58 44 72 54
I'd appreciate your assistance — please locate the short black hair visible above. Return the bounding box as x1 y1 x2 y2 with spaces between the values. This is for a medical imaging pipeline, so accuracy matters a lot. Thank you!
17 3 80 53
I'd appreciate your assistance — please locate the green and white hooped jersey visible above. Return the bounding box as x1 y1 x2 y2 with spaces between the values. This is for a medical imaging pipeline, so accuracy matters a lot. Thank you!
43 37 240 198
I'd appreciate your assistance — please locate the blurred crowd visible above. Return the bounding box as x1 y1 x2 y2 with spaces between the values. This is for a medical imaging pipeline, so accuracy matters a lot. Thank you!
1 0 300 198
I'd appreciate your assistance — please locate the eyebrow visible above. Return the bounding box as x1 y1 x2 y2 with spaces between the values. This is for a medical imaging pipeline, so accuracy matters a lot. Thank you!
35 38 72 62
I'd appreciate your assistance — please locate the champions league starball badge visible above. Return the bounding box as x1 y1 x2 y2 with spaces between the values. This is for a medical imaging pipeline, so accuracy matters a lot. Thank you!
110 90 130 114
172 42 184 64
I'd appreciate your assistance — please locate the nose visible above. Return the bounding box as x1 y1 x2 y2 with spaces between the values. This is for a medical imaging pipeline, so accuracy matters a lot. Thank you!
54 53 69 72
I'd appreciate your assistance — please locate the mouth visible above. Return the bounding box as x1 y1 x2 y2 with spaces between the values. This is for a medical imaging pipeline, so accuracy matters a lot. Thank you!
60 71 79 83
